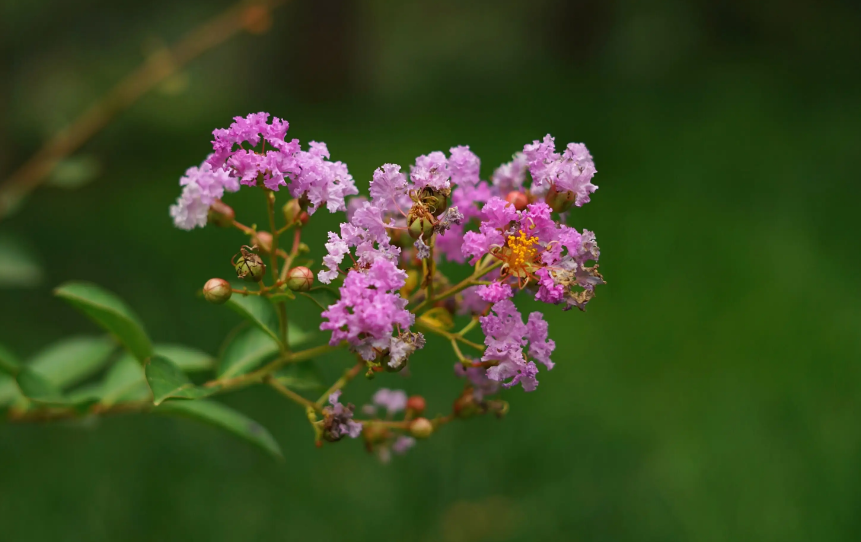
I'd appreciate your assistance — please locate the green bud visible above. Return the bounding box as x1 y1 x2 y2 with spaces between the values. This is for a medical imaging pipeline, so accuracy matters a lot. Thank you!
297 242 310 255
407 214 434 240
203 278 232 304
409 417 434 439
282 199 302 225
234 251 266 282
207 200 235 227
545 185 575 213
286 266 313 292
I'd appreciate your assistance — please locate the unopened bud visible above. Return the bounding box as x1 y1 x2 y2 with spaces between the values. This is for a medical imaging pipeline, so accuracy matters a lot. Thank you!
207 200 235 227
235 253 266 282
545 185 575 213
407 214 434 240
409 417 434 439
255 231 273 255
282 199 302 225
203 278 232 304
297 242 310 255
406 395 426 415
297 211 310 227
286 266 313 292
504 191 529 211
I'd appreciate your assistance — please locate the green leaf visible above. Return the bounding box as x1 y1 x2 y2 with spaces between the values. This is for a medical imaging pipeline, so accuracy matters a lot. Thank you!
156 400 282 459
299 287 339 311
99 354 149 406
55 282 153 362
0 342 21 376
217 327 280 379
153 344 214 373
27 336 115 389
286 323 311 348
66 382 105 407
145 355 215 406
0 375 24 407
225 295 281 344
16 367 67 404
269 290 295 303
0 234 43 288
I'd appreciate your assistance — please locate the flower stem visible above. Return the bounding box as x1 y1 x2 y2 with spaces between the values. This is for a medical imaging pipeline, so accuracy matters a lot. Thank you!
416 321 485 352
265 189 289 352
265 375 319 411
411 260 503 314
315 360 364 409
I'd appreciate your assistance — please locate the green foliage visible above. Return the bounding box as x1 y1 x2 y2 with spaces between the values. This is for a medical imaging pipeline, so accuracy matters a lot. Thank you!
0 342 21 376
153 344 214 373
55 282 153 362
0 234 43 288
25 336 114 389
225 295 281 344
145 355 216 405
155 400 282 459
15 368 67 405
217 327 280 379
98 353 150 407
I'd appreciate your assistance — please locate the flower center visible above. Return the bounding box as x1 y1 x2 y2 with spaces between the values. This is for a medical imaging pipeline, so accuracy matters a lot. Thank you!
505 231 539 270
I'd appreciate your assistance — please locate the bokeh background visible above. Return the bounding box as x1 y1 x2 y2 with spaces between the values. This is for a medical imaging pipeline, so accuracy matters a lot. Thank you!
1 0 860 540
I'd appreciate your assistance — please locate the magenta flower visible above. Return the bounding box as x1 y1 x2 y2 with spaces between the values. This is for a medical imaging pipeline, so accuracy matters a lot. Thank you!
169 158 239 230
479 299 555 392
322 390 362 441
372 388 408 416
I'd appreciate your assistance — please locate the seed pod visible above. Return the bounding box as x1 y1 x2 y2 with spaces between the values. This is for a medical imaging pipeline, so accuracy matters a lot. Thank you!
409 417 434 439
406 395 426 415
407 214 434 240
235 252 266 282
255 231 273 255
504 191 529 211
282 199 302 225
419 187 449 216
545 185 575 213
286 266 314 292
207 200 235 227
203 278 232 304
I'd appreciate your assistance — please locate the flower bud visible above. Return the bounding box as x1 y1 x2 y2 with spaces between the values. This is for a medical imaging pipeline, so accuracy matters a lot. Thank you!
255 231 273 255
419 187 449 216
409 417 434 439
504 191 529 211
203 278 232 304
388 228 413 249
297 242 310 255
407 214 434 240
235 252 266 282
207 200 235 227
286 266 313 292
406 395 426 415
297 211 310 227
282 199 302 225
545 185 575 213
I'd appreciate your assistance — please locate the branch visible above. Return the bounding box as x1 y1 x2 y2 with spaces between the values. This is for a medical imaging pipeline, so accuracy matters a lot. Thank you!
0 0 287 219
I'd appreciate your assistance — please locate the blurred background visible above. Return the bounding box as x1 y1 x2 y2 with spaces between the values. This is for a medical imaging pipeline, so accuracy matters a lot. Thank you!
1 0 860 540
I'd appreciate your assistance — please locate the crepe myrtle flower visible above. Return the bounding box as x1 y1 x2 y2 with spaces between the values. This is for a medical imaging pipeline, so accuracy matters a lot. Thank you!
205 112 358 213
162 118 608 458
322 390 362 442
479 299 555 392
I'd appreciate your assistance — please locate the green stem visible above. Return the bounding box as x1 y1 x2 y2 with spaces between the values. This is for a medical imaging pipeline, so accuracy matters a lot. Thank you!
210 343 343 392
416 321 485 352
265 375 319 411
411 260 503 314
265 190 289 351
316 361 364 409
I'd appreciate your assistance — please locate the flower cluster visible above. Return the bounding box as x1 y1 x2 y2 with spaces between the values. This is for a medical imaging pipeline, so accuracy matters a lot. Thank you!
171 112 357 230
171 113 607 460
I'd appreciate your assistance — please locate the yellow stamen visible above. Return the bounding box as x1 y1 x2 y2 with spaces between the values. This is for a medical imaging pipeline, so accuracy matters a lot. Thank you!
506 231 539 269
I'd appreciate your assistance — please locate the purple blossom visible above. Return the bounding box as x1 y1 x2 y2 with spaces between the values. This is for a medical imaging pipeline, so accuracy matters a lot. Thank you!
372 388 408 415
392 435 415 454
170 159 239 230
523 134 597 206
476 282 513 303
205 112 358 213
320 259 415 361
479 299 555 392
492 153 528 194
447 145 481 187
323 390 362 441
410 151 450 191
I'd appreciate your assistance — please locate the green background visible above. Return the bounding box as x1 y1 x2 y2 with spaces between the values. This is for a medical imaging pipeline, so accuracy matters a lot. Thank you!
1 0 860 540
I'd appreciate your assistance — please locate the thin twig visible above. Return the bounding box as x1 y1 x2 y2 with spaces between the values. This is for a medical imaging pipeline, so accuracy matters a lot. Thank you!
0 0 287 219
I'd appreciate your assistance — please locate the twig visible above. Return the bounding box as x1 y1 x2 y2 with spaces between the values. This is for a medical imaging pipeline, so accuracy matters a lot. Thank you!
0 0 287 219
